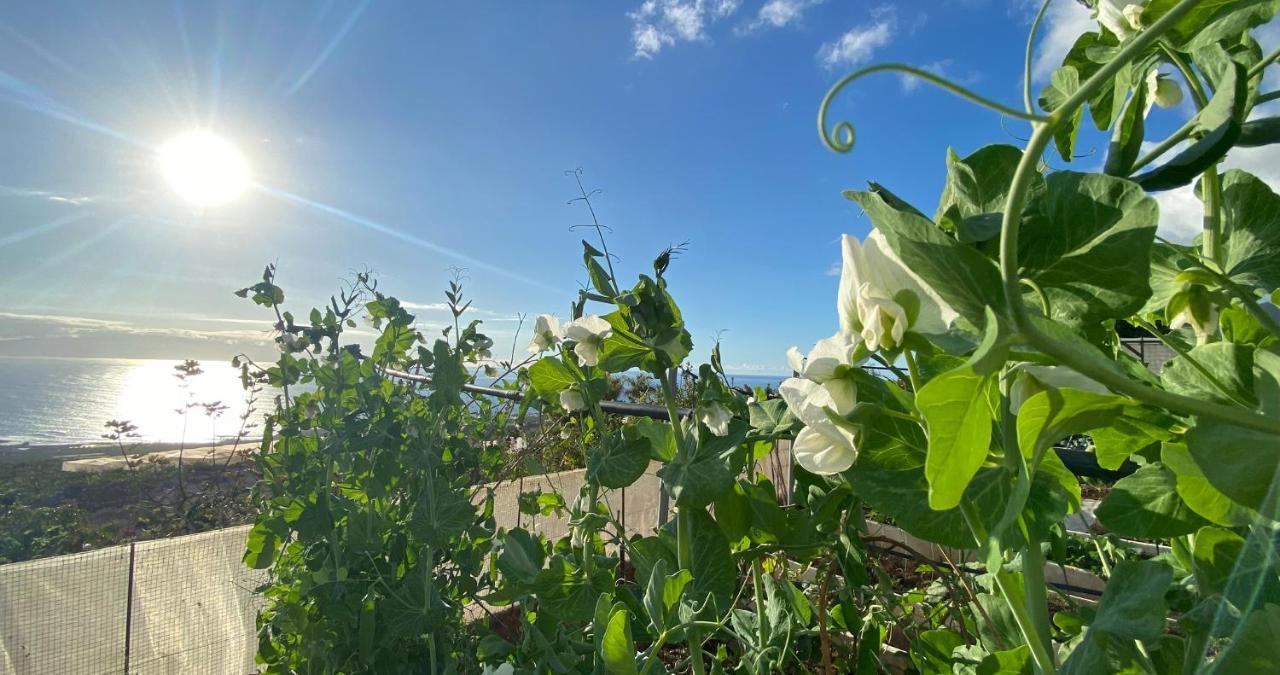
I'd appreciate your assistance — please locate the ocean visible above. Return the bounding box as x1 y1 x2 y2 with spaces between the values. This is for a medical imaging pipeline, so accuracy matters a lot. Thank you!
0 355 787 448
0 356 262 447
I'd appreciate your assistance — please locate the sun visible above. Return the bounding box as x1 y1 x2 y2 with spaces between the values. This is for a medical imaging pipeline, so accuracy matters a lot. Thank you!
157 131 250 207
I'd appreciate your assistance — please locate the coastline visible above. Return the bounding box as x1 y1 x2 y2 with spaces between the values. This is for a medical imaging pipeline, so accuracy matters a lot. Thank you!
0 437 263 464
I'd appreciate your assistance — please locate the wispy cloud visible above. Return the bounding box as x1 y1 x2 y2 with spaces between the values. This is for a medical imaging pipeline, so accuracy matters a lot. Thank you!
629 0 742 59
0 185 102 206
741 0 823 32
816 6 897 70
899 59 980 93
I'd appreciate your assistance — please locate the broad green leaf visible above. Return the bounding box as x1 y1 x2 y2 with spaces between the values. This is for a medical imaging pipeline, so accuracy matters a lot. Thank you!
642 559 692 633
1143 0 1280 50
910 629 964 674
748 398 798 437
1161 342 1257 408
844 188 1004 329
1162 442 1257 527
1040 65 1084 161
628 535 677 594
1186 419 1280 511
1090 407 1176 470
601 605 638 675
1193 526 1246 597
1018 172 1158 327
687 508 736 614
1219 305 1278 348
1220 170 1280 291
976 645 1032 674
497 528 544 584
587 427 651 489
657 419 746 507
528 357 575 398
1016 388 1128 461
1062 561 1173 674
634 417 677 462
917 366 995 510
1209 604 1280 674
1096 463 1210 538
243 521 281 569
935 145 1038 227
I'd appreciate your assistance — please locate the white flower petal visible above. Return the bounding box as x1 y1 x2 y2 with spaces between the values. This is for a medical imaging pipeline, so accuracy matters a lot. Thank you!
792 426 856 475
786 346 805 375
805 331 859 382
573 341 601 367
559 388 586 411
698 402 732 437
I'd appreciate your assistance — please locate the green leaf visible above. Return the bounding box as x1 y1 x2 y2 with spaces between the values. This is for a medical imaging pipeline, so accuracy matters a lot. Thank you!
1186 419 1280 511
1090 407 1176 470
976 646 1032 674
1096 463 1210 538
528 357 576 398
1039 65 1084 161
844 188 1004 330
498 528 544 584
687 509 736 614
1016 388 1128 461
1210 604 1280 673
657 420 746 508
935 145 1037 226
1220 170 1280 291
601 605 638 675
1162 342 1257 407
1162 442 1257 527
1018 172 1158 326
910 629 964 675
1063 560 1173 674
1142 0 1280 50
243 521 281 569
642 558 692 633
1219 306 1278 348
1193 526 1246 597
917 366 995 510
748 398 798 437
587 427 651 489
634 417 677 462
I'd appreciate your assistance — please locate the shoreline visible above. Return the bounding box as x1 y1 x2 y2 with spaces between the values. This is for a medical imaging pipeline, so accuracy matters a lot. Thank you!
0 437 263 464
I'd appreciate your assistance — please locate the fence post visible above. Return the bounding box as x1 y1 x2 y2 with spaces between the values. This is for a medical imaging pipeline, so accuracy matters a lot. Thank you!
656 485 670 528
123 541 137 675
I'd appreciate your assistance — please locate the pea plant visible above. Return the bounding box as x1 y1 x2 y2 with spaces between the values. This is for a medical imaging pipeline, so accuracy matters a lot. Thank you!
240 0 1280 672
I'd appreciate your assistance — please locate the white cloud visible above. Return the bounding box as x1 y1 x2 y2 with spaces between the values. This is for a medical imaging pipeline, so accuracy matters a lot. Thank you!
816 8 896 70
1030 0 1094 82
628 0 742 59
899 58 981 93
1151 143 1280 243
826 261 841 276
744 0 823 31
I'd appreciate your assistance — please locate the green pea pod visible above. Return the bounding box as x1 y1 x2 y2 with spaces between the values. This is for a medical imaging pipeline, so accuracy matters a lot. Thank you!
1132 119 1241 191
1236 116 1280 147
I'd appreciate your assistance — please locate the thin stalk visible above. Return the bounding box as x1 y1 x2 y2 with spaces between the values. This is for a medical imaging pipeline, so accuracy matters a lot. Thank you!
662 368 705 675
1023 0 1053 115
998 0 1280 435
1247 45 1280 80
960 502 1058 674
751 559 768 651
1258 90 1280 104
1020 528 1055 668
1131 115 1197 172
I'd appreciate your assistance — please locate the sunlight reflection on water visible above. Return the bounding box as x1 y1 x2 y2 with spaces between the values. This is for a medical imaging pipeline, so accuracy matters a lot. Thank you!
0 356 271 446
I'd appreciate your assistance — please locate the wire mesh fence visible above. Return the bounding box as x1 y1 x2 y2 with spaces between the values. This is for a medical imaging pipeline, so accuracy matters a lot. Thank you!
0 526 265 675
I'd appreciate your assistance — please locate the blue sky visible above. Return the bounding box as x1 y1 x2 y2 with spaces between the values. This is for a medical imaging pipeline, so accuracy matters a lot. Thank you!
1 1 1276 371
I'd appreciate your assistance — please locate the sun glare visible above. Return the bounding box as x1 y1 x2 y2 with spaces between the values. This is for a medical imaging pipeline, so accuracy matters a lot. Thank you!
157 131 250 207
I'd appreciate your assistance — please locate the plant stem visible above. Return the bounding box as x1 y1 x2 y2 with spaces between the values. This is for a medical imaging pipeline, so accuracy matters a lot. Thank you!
1160 42 1225 262
960 502 1058 675
997 0 1280 436
1020 527 1055 668
1023 0 1052 115
1247 45 1280 80
751 559 768 651
662 368 705 675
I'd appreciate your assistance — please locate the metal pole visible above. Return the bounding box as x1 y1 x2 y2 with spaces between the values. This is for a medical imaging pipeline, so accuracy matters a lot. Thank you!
123 541 137 675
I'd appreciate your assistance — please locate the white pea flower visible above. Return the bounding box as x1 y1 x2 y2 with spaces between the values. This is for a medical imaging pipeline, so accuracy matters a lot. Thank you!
1147 70 1183 109
1167 292 1213 345
563 315 613 367
527 314 563 354
1009 365 1111 415
839 232 955 352
786 330 861 416
698 402 733 437
559 387 587 412
780 378 857 475
1096 0 1144 39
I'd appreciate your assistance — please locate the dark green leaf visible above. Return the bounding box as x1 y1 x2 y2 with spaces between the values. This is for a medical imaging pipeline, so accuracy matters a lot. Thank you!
1096 463 1210 537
